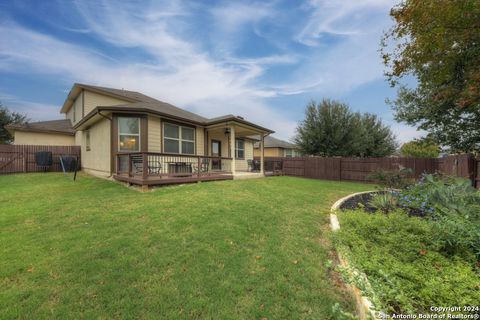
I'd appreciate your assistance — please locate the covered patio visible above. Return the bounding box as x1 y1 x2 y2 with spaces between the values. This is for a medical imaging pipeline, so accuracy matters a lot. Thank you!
113 119 270 187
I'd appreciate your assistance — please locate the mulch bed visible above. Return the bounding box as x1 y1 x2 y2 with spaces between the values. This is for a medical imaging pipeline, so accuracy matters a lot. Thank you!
339 191 383 213
339 191 427 217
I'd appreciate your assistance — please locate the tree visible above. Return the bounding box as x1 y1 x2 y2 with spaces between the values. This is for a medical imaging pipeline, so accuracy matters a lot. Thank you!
0 103 28 144
400 138 440 158
381 0 480 153
294 99 397 157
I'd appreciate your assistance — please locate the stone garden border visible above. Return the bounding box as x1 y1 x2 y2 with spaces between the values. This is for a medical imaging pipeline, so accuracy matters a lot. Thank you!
330 191 379 320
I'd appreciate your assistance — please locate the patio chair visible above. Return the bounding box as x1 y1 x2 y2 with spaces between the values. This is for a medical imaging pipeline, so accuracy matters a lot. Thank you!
247 159 254 172
193 158 210 174
131 155 143 174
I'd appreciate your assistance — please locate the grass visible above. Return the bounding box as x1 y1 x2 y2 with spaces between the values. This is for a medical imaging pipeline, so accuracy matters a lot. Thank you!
0 173 371 319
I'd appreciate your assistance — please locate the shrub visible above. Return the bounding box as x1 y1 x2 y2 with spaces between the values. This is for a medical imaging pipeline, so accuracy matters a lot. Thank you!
334 210 480 314
399 174 480 259
368 168 413 190
370 192 398 214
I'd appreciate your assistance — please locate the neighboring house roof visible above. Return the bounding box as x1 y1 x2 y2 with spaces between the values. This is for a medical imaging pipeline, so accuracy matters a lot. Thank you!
5 119 75 136
253 136 297 149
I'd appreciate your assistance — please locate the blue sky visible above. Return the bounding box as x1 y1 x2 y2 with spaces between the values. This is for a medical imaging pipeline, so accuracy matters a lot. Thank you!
0 0 423 142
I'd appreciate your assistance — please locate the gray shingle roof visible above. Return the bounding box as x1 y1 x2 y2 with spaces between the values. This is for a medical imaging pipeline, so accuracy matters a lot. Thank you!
253 136 296 148
65 83 274 133
6 119 74 135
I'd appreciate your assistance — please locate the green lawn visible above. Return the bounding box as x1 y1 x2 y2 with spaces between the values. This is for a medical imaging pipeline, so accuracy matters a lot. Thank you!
0 173 371 319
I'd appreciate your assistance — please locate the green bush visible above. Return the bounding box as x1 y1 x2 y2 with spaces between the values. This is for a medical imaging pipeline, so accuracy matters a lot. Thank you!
399 174 480 259
368 168 413 190
334 211 480 314
370 192 398 214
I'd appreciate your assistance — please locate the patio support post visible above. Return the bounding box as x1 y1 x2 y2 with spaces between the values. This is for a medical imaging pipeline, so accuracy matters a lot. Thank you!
230 125 236 175
260 134 265 175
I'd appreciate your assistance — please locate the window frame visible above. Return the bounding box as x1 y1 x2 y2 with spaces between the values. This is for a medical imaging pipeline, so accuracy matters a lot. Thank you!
235 138 245 160
162 122 196 155
284 148 293 158
118 117 141 152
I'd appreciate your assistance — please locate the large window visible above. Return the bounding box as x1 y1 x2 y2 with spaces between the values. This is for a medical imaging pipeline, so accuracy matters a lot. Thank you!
118 117 140 152
235 139 245 159
163 123 195 154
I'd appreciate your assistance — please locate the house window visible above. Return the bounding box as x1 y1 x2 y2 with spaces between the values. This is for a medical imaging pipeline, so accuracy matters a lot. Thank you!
284 149 293 157
163 123 195 154
85 130 91 151
235 139 245 159
118 117 140 152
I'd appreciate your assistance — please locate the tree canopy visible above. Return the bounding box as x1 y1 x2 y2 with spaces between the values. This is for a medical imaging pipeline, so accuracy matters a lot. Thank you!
294 99 397 157
0 103 28 144
400 138 440 158
381 0 480 153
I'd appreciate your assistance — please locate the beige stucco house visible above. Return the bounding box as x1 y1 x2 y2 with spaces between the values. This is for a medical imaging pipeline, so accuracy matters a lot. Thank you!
253 136 300 158
6 83 273 186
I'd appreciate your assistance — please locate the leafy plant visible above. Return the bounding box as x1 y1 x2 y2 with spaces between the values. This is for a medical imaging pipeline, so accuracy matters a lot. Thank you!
370 193 398 214
368 168 413 190
399 174 480 259
334 210 480 314
400 138 440 158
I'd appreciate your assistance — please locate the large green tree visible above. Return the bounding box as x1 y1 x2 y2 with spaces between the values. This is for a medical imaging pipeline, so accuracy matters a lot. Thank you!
400 138 440 158
294 99 397 157
0 103 28 144
381 0 480 153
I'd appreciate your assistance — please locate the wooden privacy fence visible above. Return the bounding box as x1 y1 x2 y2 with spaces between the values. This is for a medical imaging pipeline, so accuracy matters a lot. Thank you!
263 154 479 188
0 145 81 174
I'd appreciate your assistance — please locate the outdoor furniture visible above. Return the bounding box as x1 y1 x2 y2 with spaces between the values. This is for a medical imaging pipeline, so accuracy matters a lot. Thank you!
253 160 261 172
35 151 53 172
168 162 192 175
193 158 210 174
131 155 162 175
247 159 254 172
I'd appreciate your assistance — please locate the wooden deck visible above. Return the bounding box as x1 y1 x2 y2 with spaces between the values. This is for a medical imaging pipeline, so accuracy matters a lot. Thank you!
114 173 233 186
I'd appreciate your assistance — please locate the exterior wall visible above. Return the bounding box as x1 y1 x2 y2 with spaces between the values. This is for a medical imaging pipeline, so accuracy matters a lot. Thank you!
235 139 254 171
148 115 161 152
80 118 111 177
83 91 130 115
253 147 283 158
196 127 205 156
207 131 229 158
13 131 75 146
66 91 83 125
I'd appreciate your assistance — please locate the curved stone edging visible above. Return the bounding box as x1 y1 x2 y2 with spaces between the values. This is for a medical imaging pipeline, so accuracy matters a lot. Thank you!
330 191 378 320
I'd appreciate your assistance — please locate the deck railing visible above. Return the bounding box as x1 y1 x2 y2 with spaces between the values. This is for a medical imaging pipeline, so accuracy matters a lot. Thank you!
116 152 233 179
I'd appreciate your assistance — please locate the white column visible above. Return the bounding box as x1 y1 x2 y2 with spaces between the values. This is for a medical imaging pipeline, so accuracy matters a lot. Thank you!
260 134 265 175
230 126 236 174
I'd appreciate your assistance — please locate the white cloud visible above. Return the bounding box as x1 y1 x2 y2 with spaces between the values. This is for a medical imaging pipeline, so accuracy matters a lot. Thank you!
0 0 414 143
0 92 61 121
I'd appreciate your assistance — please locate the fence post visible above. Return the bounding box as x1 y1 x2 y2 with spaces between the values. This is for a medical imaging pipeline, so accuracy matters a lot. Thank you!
339 158 342 181
142 153 148 180
22 145 26 173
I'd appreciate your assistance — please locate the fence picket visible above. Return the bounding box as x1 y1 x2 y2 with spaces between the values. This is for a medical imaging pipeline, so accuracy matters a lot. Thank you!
0 145 81 175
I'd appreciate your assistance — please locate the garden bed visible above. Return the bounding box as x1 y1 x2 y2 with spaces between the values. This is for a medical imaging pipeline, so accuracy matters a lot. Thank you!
333 174 480 316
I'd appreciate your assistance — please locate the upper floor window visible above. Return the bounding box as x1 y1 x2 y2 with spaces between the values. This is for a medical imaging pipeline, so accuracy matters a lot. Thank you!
235 139 245 159
163 123 195 154
118 117 140 152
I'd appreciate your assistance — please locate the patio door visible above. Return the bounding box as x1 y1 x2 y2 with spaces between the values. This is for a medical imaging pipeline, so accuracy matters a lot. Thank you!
211 140 221 170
